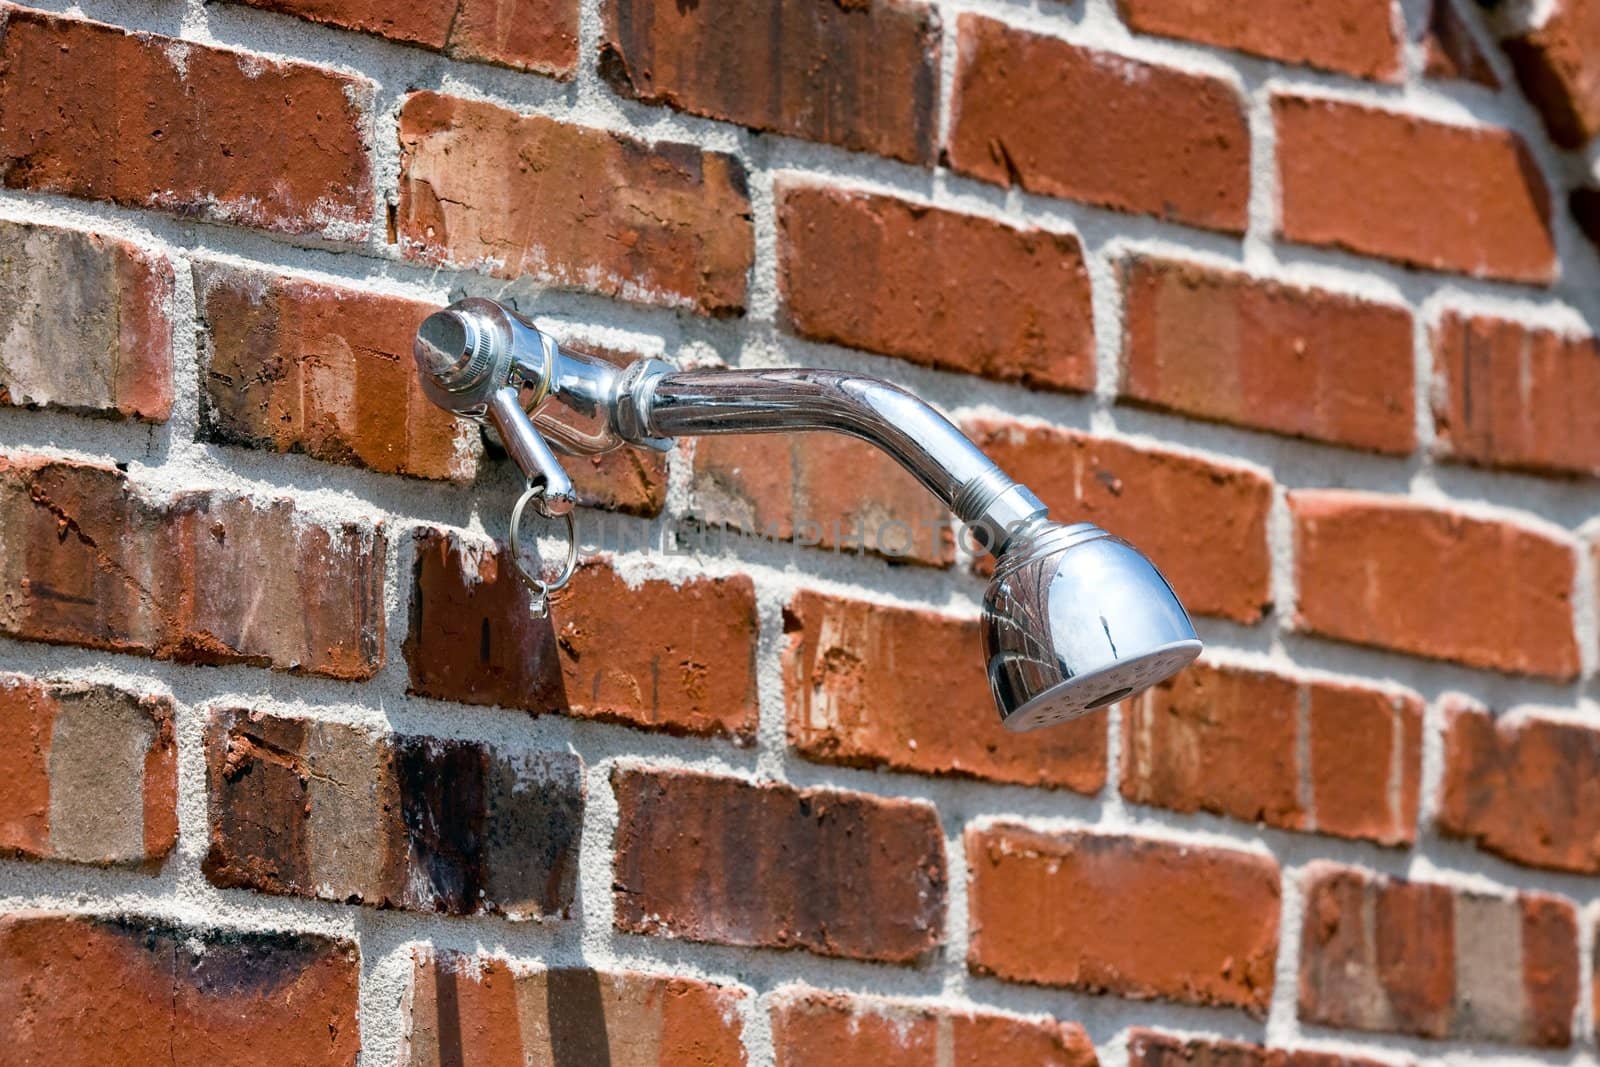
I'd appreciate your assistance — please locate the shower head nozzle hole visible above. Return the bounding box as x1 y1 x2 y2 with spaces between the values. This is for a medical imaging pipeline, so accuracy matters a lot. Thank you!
1086 686 1133 711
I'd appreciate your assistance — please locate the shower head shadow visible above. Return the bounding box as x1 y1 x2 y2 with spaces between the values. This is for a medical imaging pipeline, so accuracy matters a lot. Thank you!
982 521 1201 732
412 299 1203 733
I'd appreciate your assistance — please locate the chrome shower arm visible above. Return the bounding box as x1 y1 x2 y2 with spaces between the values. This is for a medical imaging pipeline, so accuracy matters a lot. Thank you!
634 367 1046 552
415 298 1045 554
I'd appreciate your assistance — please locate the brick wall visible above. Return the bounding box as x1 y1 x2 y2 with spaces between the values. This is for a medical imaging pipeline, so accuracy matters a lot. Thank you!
1 1 1598 1065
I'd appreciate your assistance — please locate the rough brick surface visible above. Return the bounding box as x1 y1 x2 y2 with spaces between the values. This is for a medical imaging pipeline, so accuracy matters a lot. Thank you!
203 707 585 918
0 912 360 1065
1275 95 1553 283
197 262 479 482
396 92 752 316
0 674 177 869
1439 697 1600 874
1430 311 1600 477
1117 0 1401 80
1120 256 1414 453
1121 660 1422 845
1126 1029 1394 1067
1299 863 1578 1047
1499 0 1600 148
600 0 940 165
0 455 386 679
1291 490 1578 679
402 948 748 1067
966 825 1281 1015
612 768 946 964
0 220 173 422
688 433 955 568
0 5 374 238
966 418 1273 623
1423 0 1500 88
947 15 1250 232
783 589 1105 792
778 182 1094 393
406 529 760 739
771 987 1097 1067
223 0 579 76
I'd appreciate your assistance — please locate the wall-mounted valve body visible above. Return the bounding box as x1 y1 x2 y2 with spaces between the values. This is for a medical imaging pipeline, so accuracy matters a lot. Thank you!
413 299 1201 731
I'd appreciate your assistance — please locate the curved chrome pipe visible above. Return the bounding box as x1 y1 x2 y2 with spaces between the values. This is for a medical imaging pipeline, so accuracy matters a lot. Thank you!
639 368 1046 552
412 298 1202 731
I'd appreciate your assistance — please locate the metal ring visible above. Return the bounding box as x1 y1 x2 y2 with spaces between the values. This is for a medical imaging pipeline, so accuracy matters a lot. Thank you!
509 482 578 615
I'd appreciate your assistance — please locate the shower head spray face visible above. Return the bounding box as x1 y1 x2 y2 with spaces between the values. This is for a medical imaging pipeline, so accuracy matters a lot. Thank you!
982 523 1202 732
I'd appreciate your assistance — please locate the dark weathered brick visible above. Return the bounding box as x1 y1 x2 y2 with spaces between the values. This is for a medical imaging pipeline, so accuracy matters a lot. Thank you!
204 707 585 918
612 768 946 964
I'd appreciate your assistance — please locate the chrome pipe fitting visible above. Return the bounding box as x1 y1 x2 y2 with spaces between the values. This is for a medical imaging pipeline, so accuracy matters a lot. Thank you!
413 298 1201 731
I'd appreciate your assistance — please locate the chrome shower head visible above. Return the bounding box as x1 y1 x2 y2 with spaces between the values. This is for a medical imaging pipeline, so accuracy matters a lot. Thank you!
983 522 1202 732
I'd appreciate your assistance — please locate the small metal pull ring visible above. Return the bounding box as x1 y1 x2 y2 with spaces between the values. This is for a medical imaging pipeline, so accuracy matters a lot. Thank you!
509 482 578 618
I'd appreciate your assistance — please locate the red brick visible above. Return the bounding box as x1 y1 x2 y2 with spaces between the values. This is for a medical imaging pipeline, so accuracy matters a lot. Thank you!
0 220 173 422
689 433 954 568
406 529 759 739
783 589 1105 792
1430 311 1600 477
1290 490 1578 679
600 0 940 165
1275 95 1554 283
1125 1029 1398 1067
1121 660 1421 846
0 912 360 1065
196 262 479 482
403 948 748 1067
1439 696 1600 874
1307 679 1423 845
1422 0 1500 88
771 986 1097 1067
612 768 946 964
947 15 1249 233
396 92 752 316
1117 0 1401 81
223 0 578 77
0 5 374 238
1299 863 1577 1047
0 674 176 870
966 825 1280 1015
0 454 386 680
204 707 585 917
1120 256 1415 453
965 418 1273 623
1500 0 1600 148
777 182 1094 393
